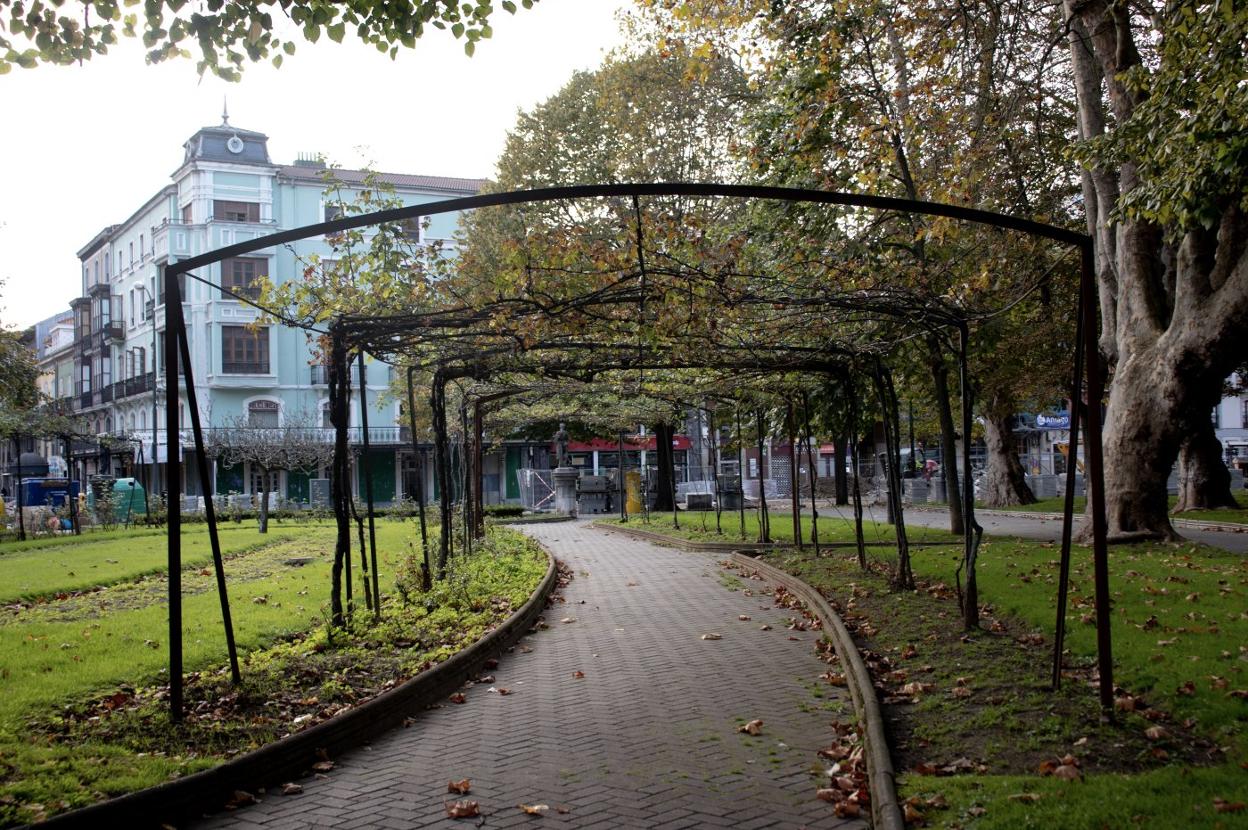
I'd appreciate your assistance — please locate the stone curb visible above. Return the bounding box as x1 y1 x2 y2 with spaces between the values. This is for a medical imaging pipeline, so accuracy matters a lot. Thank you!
38 550 559 830
909 505 1247 533
729 553 905 830
598 521 949 552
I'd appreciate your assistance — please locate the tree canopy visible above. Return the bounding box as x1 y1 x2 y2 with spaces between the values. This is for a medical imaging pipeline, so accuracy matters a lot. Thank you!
0 0 538 78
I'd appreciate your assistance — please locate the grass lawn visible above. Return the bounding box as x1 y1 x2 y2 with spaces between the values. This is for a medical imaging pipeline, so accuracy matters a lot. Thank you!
998 492 1248 525
0 519 548 825
698 522 1248 827
595 508 962 546
0 523 330 603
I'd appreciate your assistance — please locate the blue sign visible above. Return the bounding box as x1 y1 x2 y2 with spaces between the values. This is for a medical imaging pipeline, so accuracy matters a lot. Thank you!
1036 413 1071 429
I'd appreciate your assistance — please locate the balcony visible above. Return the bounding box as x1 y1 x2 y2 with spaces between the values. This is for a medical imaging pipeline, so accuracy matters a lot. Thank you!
120 373 155 398
310 365 330 385
105 320 125 341
79 391 93 410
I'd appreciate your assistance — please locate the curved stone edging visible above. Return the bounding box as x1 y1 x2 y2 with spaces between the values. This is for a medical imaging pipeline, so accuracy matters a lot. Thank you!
37 550 559 830
729 553 904 830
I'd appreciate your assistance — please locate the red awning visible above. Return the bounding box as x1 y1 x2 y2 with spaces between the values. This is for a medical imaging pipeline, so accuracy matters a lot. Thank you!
558 435 692 452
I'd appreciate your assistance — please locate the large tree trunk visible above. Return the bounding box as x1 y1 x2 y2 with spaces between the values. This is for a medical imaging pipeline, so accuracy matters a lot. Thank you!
980 405 1036 508
1065 0 1248 541
1175 415 1238 512
927 338 965 534
652 421 675 512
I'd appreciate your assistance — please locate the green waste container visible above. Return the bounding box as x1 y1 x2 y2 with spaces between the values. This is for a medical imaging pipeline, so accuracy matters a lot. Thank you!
111 478 147 522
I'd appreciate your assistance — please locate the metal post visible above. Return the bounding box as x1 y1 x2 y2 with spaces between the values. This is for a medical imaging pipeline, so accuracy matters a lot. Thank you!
1080 243 1113 715
958 324 984 629
617 430 627 522
801 391 820 556
357 355 382 617
406 367 432 591
1052 259 1086 689
175 300 241 683
162 265 183 722
64 436 80 535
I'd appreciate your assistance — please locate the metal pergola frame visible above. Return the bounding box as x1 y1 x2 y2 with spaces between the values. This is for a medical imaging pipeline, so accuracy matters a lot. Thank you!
158 182 1109 722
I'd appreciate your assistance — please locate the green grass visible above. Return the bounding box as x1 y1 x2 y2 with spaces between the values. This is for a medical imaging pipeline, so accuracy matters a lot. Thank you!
0 518 545 825
907 538 1248 752
1000 492 1248 524
761 533 1248 828
594 509 961 546
0 523 332 602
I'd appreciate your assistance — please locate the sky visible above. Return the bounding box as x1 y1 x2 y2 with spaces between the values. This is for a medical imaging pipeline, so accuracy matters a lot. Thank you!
0 0 631 329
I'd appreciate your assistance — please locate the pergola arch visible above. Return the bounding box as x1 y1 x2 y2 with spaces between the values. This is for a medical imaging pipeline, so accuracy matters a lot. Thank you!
159 182 1110 720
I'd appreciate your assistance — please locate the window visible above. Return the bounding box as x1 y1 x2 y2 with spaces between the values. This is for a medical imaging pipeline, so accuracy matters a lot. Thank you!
221 257 267 301
139 234 145 258
399 217 422 242
248 399 280 428
321 402 334 429
213 200 260 222
221 325 269 374
129 291 135 328
324 203 344 223
129 242 134 266
1213 406 1221 428
182 203 192 223
137 347 146 377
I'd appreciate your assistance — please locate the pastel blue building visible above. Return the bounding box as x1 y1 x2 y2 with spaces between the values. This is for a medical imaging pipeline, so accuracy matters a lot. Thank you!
69 116 484 506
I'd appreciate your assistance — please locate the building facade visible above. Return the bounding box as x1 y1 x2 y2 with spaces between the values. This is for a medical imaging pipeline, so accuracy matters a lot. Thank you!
66 117 484 507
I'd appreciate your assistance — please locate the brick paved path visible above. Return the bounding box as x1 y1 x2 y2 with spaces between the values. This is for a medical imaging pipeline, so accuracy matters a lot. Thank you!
196 521 865 829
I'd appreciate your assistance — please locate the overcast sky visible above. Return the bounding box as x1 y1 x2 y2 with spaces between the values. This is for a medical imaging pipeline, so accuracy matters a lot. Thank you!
0 1 630 329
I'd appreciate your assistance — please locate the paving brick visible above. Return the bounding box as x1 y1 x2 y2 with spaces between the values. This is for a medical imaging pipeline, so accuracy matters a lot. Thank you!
190 521 864 829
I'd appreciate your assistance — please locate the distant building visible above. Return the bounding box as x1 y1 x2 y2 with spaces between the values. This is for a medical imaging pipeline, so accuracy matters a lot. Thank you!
64 115 485 506
1215 373 1247 475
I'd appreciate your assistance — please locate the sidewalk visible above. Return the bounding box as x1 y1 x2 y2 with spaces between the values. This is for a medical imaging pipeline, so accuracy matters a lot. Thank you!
194 521 865 829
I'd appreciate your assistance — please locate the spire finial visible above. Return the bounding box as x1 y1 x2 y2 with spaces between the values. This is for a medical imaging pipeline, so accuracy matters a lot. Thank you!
221 97 230 127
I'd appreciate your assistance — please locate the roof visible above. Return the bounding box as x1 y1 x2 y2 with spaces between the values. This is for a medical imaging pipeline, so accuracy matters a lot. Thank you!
276 165 487 195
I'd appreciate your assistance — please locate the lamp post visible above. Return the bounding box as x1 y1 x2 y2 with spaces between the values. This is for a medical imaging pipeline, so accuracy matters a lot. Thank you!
137 284 159 506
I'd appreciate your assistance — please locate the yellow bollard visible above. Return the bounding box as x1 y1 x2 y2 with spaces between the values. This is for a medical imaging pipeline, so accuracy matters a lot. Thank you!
625 470 642 514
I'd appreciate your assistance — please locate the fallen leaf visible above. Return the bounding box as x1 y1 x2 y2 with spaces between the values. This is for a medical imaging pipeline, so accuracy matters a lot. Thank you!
280 783 302 796
816 788 842 803
555 805 570 814
448 779 471 795
951 686 972 699
497 688 512 696
311 761 334 773
738 719 764 735
912 762 939 776
519 803 550 815
1214 798 1245 814
904 802 924 823
833 801 861 818
484 658 499 669
225 790 257 809
572 671 585 679
701 633 723 641
760 624 772 631
1144 726 1167 741
968 806 987 817
1053 764 1081 781
1177 681 1196 697
1008 793 1041 803
449 693 467 704
445 800 480 819
738 614 752 621
560 617 576 624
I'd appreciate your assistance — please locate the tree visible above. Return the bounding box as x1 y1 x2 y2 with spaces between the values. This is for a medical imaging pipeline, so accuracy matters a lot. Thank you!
1064 0 1248 539
0 0 536 78
206 413 333 533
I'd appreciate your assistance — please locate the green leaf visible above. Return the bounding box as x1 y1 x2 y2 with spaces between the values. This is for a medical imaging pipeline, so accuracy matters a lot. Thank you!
464 39 475 56
502 0 515 12
451 22 464 38
327 22 345 43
